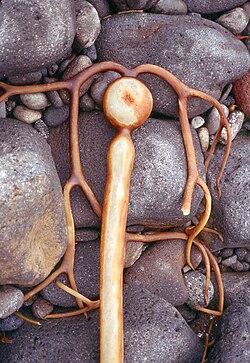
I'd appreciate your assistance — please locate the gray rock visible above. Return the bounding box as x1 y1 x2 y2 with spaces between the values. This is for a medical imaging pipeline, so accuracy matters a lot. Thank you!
88 0 111 18
0 286 24 319
220 248 234 258
0 314 24 332
0 101 6 118
235 247 248 260
243 2 250 17
207 134 250 249
220 110 245 144
43 105 70 127
184 271 214 308
244 251 250 263
60 55 93 104
206 104 229 135
176 304 197 323
0 0 76 79
90 71 121 107
231 260 244 272
183 0 248 14
151 0 188 15
96 13 250 118
46 90 64 108
216 8 249 34
32 298 54 319
242 262 250 271
74 1 101 51
49 112 205 229
198 126 209 152
8 71 43 85
20 93 50 110
191 116 205 129
83 44 98 62
75 228 100 242
41 241 100 307
47 64 59 77
33 119 50 140
13 105 42 124
0 118 66 286
222 255 238 267
79 93 96 112
125 242 144 268
124 239 202 306
208 303 250 363
111 0 158 11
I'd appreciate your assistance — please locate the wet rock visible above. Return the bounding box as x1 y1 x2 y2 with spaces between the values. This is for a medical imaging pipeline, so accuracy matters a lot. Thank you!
60 55 93 104
0 286 24 319
20 93 50 110
74 1 101 51
13 105 42 124
49 112 205 228
80 93 95 112
88 0 111 18
0 314 24 332
207 134 250 249
90 71 121 107
208 303 250 363
216 8 249 34
206 104 229 135
33 119 50 140
151 0 188 15
125 242 144 268
219 110 245 144
0 0 76 79
0 101 6 118
32 298 54 319
184 271 214 308
191 116 205 129
96 13 250 118
43 105 70 127
233 69 250 117
0 118 66 286
124 239 202 306
197 127 209 152
8 71 43 85
41 241 100 307
183 0 248 14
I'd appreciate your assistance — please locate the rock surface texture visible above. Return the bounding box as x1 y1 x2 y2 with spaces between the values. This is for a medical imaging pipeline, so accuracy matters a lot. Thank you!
183 0 248 14
96 13 250 117
0 0 76 79
0 118 66 286
49 112 205 228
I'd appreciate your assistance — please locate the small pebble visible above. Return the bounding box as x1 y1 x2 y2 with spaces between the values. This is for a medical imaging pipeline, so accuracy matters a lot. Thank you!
0 314 24 331
20 93 50 110
220 110 245 144
220 248 234 259
235 247 247 261
221 255 237 268
79 93 95 111
243 251 250 263
206 104 229 135
58 57 74 75
126 225 145 233
60 55 93 103
184 271 214 308
241 261 250 271
191 116 205 129
150 0 188 15
125 242 144 268
216 7 249 34
43 105 70 127
83 44 98 62
231 260 244 272
32 297 54 319
242 2 250 18
75 228 100 242
0 101 6 118
48 64 59 77
5 99 16 113
198 126 209 152
90 71 121 107
46 90 64 108
223 95 236 107
8 70 42 85
0 286 24 319
33 119 50 140
74 0 101 50
13 105 42 124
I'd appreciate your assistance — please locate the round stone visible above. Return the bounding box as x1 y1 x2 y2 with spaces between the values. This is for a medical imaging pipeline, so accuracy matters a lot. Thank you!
206 105 229 135
43 105 69 127
20 93 50 110
103 77 153 130
13 105 42 124
0 314 24 332
191 116 205 129
0 286 24 319
90 71 121 107
184 271 214 308
32 298 54 319
151 0 188 15
219 110 245 144
197 126 209 152
216 7 249 34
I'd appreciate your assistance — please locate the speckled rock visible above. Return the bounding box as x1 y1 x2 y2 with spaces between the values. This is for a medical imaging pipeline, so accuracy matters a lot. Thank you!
124 239 202 306
0 101 6 118
20 93 50 110
183 0 248 14
233 69 250 117
74 0 101 51
0 0 76 79
243 2 250 17
184 271 214 308
208 303 250 363
216 8 249 34
32 298 53 319
13 105 42 124
75 228 100 242
0 314 24 332
88 0 111 18
49 112 205 229
83 44 98 62
79 93 96 112
0 118 66 286
151 0 188 14
207 134 250 249
125 242 144 268
96 13 250 118
46 90 64 108
43 105 70 127
60 55 93 104
219 110 245 144
235 247 248 261
198 127 209 152
41 241 100 307
0 286 24 319
90 71 121 107
8 70 43 85
191 116 205 129
111 0 158 11
33 119 50 140
206 104 229 135
222 255 237 267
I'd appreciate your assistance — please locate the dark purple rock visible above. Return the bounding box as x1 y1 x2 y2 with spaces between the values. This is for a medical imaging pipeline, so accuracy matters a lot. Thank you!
88 0 111 18
96 13 250 118
8 71 43 85
111 0 158 11
0 0 76 79
0 286 24 319
0 314 24 332
43 105 70 127
183 0 248 14
49 111 205 229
